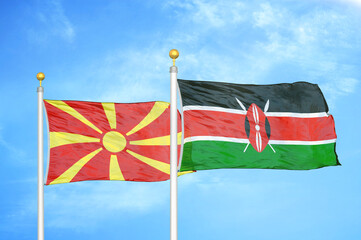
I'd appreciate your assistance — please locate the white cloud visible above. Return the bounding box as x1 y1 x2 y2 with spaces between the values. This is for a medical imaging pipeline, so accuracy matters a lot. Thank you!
179 49 270 84
331 0 361 7
0 127 26 161
338 78 359 93
253 2 283 28
165 1 358 87
4 174 196 231
247 2 361 102
29 0 75 43
165 0 246 28
320 77 359 108
89 48 172 103
44 181 169 229
55 1 359 105
179 170 295 222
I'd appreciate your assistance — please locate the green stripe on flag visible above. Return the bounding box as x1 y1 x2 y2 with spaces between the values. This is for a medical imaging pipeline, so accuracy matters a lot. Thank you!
180 141 339 171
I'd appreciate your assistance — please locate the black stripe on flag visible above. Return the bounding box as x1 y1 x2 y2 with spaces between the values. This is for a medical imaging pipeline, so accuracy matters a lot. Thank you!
178 79 329 113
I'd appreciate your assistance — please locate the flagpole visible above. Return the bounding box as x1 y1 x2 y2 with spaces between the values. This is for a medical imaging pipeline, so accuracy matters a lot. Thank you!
169 49 179 240
37 72 45 240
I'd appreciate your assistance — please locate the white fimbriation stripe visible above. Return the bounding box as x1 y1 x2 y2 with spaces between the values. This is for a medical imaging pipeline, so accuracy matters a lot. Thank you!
184 136 336 145
269 139 337 145
265 112 329 118
183 105 329 118
184 136 249 144
183 105 246 115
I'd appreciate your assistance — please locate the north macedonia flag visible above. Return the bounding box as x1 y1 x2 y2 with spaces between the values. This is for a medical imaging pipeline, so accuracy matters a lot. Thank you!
44 100 184 185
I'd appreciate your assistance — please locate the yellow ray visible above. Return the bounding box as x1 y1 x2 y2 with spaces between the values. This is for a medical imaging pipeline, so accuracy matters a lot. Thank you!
126 150 192 177
109 155 125 180
49 148 103 185
129 132 182 146
45 100 103 134
126 150 170 174
50 132 100 148
102 103 116 129
126 102 169 136
178 171 194 176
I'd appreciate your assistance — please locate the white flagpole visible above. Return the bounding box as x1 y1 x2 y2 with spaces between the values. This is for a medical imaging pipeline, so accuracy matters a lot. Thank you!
37 72 45 240
169 49 179 240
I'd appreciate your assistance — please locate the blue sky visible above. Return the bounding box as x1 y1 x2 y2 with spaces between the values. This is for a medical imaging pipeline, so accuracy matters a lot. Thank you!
1 0 361 239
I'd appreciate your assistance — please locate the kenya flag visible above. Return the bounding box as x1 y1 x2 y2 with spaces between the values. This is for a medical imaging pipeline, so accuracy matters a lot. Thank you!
44 100 188 185
178 79 339 171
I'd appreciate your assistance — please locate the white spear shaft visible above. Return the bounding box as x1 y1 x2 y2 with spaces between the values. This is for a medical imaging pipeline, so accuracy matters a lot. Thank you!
169 49 179 240
37 72 45 240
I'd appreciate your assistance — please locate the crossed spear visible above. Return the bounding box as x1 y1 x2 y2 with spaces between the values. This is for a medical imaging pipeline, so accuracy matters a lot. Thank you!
235 97 276 153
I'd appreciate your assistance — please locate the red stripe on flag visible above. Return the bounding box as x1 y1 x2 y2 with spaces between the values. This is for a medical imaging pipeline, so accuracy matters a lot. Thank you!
184 110 247 139
267 115 336 141
184 110 336 141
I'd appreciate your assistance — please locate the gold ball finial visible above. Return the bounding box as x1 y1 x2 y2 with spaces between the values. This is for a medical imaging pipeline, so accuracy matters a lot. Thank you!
169 49 179 59
37 72 45 81
169 49 179 66
37 72 45 86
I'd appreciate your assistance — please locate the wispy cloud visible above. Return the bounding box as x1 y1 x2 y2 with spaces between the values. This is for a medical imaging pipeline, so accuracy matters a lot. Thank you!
0 127 26 161
179 170 296 223
95 48 172 103
330 0 361 8
165 0 246 28
253 2 285 28
51 0 359 106
5 181 169 231
44 181 168 229
161 1 361 96
28 0 75 43
320 77 359 108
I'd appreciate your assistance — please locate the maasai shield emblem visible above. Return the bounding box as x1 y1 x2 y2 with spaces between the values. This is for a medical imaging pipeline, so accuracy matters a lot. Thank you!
246 103 269 152
236 98 275 153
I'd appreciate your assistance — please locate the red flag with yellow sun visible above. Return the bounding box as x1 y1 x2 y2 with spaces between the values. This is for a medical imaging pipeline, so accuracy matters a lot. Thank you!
44 100 186 185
